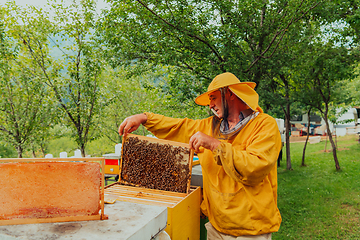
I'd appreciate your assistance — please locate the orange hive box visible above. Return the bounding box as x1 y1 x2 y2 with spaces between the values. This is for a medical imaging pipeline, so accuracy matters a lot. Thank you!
0 158 107 226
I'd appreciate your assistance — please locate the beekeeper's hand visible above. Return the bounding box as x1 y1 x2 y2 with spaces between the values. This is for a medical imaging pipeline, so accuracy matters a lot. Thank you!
118 113 147 136
189 131 221 153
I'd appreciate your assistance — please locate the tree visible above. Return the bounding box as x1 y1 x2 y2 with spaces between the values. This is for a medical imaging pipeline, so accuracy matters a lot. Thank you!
339 0 360 113
0 141 17 158
0 11 53 157
5 0 109 157
98 65 208 144
301 107 312 167
296 43 356 170
347 65 360 109
257 16 316 170
259 9 355 170
260 73 299 170
100 0 324 97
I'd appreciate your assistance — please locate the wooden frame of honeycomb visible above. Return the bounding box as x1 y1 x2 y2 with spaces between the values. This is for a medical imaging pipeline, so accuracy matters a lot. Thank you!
0 157 107 226
119 134 194 193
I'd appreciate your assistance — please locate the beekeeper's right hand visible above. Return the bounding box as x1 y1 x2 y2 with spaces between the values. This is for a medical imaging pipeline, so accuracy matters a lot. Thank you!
118 113 148 136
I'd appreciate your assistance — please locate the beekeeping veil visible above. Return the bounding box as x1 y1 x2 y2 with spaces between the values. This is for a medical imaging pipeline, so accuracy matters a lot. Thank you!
195 72 263 140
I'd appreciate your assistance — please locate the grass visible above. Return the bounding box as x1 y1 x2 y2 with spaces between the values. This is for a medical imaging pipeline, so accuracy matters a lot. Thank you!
40 136 116 158
274 135 360 240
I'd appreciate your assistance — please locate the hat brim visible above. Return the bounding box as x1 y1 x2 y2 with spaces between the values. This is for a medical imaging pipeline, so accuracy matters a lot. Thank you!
195 82 257 107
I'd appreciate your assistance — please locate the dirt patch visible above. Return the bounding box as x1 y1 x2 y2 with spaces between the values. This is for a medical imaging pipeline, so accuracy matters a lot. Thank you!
341 203 356 210
334 204 360 234
325 147 349 152
289 136 329 143
314 147 350 153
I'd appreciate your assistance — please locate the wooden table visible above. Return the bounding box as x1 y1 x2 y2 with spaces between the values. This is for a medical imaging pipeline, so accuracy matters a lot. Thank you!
0 201 168 240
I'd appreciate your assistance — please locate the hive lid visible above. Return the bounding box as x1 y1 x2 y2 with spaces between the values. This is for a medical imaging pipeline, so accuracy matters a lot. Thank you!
119 134 194 194
102 153 120 159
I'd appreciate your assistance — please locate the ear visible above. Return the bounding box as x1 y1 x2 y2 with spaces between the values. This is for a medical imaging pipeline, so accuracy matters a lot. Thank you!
227 89 236 100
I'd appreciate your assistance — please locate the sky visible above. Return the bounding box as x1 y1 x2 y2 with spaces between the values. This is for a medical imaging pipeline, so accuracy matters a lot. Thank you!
1 0 109 11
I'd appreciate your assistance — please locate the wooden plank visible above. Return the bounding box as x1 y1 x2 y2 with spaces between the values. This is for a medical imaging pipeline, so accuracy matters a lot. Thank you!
0 157 104 163
100 157 106 220
128 134 190 148
113 196 176 207
0 215 101 226
105 190 180 205
192 160 200 166
104 184 185 206
103 184 199 208
106 184 188 198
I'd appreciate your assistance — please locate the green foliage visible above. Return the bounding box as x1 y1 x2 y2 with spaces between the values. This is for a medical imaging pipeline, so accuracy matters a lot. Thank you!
0 6 54 157
97 65 208 144
348 64 360 108
99 0 325 95
295 42 355 117
2 0 360 162
43 135 113 158
0 141 17 158
275 135 360 239
99 1 358 171
3 0 111 156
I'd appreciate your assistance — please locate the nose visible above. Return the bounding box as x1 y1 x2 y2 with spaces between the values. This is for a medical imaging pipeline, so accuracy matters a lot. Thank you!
209 100 215 109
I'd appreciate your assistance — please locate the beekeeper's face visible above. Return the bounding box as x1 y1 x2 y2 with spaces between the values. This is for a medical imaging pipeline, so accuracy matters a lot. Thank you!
209 90 223 118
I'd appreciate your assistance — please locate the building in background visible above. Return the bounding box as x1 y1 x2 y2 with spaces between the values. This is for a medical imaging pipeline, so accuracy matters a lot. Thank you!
290 107 360 136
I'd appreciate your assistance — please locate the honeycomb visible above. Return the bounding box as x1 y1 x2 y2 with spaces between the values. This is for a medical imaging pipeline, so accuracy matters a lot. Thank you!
120 135 192 193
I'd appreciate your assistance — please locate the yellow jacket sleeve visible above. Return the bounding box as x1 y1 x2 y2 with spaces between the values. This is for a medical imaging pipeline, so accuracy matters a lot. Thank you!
212 116 281 186
143 112 211 144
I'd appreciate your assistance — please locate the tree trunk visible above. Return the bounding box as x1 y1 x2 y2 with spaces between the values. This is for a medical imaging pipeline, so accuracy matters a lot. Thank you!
40 144 46 158
80 145 86 157
32 148 36 158
323 114 340 170
284 103 292 170
324 134 327 152
301 109 311 167
16 145 23 158
334 127 338 149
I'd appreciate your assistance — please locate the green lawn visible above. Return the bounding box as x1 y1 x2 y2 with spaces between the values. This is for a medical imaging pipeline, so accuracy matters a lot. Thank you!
45 136 116 158
274 135 360 240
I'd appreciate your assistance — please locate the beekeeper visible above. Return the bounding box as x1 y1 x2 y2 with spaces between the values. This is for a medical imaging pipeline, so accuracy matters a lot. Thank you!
119 72 282 240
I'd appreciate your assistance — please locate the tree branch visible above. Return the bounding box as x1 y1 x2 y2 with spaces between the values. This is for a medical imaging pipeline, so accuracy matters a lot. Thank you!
136 0 225 66
245 0 323 72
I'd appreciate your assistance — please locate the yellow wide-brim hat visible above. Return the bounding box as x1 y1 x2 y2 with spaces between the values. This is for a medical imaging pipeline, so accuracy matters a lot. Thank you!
195 72 260 111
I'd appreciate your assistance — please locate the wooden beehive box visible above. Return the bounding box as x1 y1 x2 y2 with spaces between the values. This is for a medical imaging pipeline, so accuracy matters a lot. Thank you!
105 134 200 240
0 158 107 226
